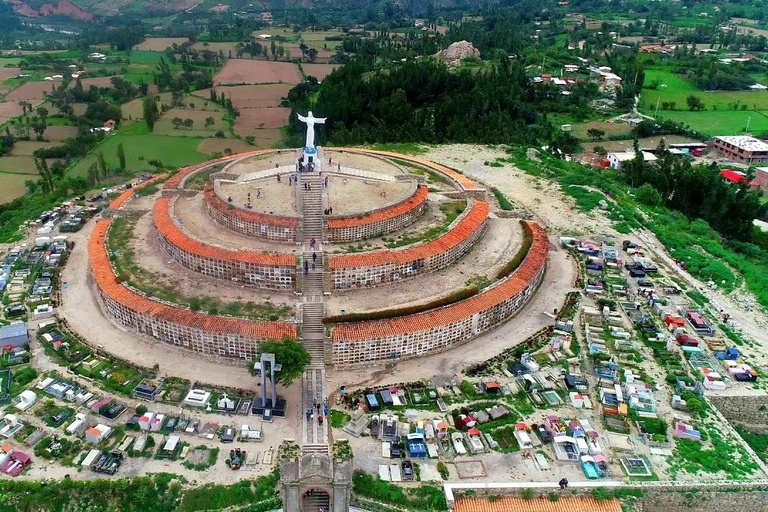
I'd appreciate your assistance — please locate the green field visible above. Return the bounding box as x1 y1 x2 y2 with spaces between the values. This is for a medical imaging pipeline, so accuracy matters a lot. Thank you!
642 69 768 134
0 172 33 203
68 130 209 178
130 50 165 65
654 110 768 135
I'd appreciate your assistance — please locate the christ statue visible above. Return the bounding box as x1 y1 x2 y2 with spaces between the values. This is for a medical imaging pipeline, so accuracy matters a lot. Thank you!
297 111 326 149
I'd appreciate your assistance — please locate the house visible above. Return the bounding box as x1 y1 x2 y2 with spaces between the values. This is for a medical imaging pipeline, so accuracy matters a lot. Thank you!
132 381 161 401
607 151 658 170
552 435 580 461
466 428 485 453
183 389 211 408
85 424 113 444
103 119 116 131
0 323 29 351
714 136 768 164
0 414 22 437
13 390 36 411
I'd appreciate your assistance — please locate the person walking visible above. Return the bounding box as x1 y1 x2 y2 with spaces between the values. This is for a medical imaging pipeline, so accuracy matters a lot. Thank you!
310 238 316 250
312 252 317 263
306 409 311 422
304 260 309 275
318 414 324 426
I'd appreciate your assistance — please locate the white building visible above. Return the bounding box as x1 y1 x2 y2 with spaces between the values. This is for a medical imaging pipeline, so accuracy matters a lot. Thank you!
66 413 87 435
607 151 658 170
14 390 37 411
184 389 211 408
85 424 113 444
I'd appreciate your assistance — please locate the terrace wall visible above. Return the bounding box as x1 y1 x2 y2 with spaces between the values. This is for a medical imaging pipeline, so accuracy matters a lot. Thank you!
153 197 296 290
330 221 548 366
327 184 428 242
89 219 296 360
329 200 489 289
203 184 299 242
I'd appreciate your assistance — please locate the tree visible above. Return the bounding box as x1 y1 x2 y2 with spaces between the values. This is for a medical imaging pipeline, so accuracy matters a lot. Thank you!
587 128 605 140
98 151 109 178
686 95 705 111
635 183 663 206
205 116 215 128
245 135 255 145
171 117 184 129
306 48 318 62
183 118 194 129
117 142 126 170
276 45 285 60
142 95 159 131
593 145 607 157
252 337 311 387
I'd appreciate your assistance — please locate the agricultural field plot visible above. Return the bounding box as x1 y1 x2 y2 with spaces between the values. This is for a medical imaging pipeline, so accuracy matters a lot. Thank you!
301 63 340 81
0 156 61 174
282 44 335 62
197 84 291 109
213 59 301 85
656 110 768 135
0 172 32 203
122 92 173 121
231 128 283 148
191 42 246 57
5 81 56 102
297 30 346 45
0 101 23 122
78 76 120 88
642 69 768 116
129 50 167 65
133 38 189 51
570 121 633 141
8 140 59 156
197 138 255 155
234 107 290 131
154 108 227 136
44 126 79 142
0 67 21 81
71 103 88 116
68 133 209 178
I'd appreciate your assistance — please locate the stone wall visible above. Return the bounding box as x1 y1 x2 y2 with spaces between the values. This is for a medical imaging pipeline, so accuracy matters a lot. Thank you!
709 394 768 433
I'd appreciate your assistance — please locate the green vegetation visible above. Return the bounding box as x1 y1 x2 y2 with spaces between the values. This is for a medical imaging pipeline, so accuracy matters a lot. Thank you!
495 221 534 280
352 471 447 511
176 471 280 512
735 426 768 461
329 409 351 429
10 366 38 396
182 446 219 471
668 427 760 479
491 187 514 210
253 337 311 387
107 216 292 320
385 201 466 249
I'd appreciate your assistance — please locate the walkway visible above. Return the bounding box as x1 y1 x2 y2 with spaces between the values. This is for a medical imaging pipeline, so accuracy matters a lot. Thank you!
299 168 329 455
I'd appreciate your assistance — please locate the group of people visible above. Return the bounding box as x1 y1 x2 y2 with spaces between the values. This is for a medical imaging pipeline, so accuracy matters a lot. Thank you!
323 207 333 215
305 397 330 425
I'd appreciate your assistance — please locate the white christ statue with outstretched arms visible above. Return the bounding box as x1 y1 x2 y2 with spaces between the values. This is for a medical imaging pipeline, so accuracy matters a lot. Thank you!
297 111 326 149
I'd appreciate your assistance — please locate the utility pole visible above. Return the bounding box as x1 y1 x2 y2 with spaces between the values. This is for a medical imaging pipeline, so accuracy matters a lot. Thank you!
654 97 661 118
746 116 751 134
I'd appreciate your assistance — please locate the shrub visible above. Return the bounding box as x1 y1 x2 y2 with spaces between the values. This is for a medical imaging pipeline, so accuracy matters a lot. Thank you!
495 221 534 280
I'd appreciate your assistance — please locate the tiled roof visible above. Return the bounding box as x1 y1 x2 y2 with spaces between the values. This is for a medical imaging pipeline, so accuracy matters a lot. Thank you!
109 174 168 210
163 150 271 189
327 185 428 229
329 201 489 269
153 197 294 267
204 184 299 227
454 496 622 512
89 219 296 339
331 221 548 341
340 148 482 190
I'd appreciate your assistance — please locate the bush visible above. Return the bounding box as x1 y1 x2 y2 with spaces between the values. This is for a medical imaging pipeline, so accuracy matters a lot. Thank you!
635 183 662 206
491 187 514 210
495 221 534 280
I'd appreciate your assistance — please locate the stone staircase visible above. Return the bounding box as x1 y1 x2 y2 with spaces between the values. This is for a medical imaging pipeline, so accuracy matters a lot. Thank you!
302 491 330 512
299 169 329 455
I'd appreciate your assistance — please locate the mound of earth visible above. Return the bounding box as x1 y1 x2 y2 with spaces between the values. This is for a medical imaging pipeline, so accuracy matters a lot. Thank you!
434 40 481 67
10 0 92 20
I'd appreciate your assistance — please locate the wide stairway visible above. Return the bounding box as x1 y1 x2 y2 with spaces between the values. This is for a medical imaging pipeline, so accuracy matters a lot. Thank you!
302 491 331 512
300 169 329 456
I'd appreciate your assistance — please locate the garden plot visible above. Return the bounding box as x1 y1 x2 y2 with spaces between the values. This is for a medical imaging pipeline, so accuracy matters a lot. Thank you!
198 84 292 109
301 63 340 81
154 108 227 136
213 59 301 85
9 141 59 156
234 107 290 131
44 126 79 142
5 81 56 102
0 67 21 81
133 38 189 51
0 173 30 203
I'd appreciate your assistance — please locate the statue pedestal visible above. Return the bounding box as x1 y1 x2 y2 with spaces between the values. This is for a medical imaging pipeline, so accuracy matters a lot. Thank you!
301 146 322 172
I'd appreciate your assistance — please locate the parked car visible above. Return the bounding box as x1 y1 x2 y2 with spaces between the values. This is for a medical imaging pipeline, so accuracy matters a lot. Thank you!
401 460 414 480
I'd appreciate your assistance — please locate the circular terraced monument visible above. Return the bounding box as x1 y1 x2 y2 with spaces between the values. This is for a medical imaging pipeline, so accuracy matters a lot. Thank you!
84 118 552 511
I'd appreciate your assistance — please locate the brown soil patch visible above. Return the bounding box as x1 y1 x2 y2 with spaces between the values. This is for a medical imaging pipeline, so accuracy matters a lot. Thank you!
78 76 119 88
570 121 632 141
71 102 88 116
213 59 301 85
0 67 21 81
327 176 412 216
234 107 290 130
191 42 244 56
198 84 292 109
0 101 23 122
133 38 189 51
301 63 340 81
6 81 56 102
8 140 59 156
197 138 256 155
0 172 31 204
44 125 78 141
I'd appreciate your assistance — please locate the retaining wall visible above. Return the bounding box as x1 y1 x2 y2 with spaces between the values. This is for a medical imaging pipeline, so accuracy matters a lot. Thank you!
204 184 299 242
330 220 548 366
89 219 296 360
153 197 296 290
709 394 768 433
327 184 428 243
328 200 489 290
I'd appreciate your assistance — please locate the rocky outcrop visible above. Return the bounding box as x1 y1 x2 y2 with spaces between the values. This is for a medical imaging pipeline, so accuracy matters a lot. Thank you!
435 40 481 66
11 0 93 20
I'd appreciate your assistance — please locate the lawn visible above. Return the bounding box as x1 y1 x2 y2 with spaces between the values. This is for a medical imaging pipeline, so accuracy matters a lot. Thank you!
654 110 768 135
130 50 165 65
67 131 209 178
